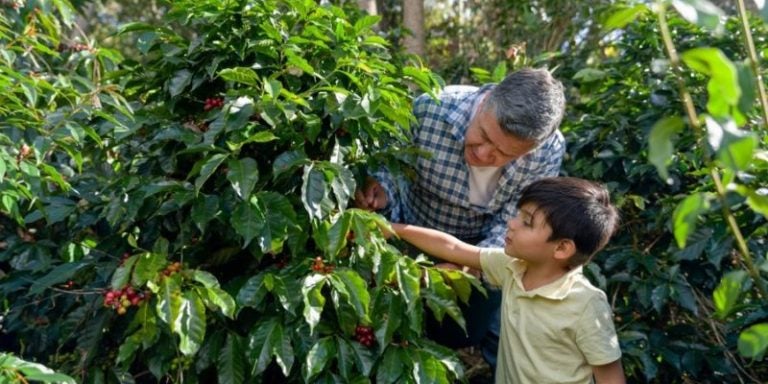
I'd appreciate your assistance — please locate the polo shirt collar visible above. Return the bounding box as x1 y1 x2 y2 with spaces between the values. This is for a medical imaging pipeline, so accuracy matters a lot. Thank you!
507 258 584 300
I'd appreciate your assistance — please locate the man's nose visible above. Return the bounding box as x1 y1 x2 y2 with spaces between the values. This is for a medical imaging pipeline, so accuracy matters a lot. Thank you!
476 144 495 162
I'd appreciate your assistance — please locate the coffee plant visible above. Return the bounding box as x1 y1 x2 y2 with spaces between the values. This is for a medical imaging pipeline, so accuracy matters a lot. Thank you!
0 0 497 383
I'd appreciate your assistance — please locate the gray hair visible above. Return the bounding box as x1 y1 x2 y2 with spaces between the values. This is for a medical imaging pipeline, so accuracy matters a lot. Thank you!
483 68 566 143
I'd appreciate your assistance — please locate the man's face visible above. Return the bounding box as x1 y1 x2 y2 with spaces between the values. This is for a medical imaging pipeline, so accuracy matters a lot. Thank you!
464 101 536 167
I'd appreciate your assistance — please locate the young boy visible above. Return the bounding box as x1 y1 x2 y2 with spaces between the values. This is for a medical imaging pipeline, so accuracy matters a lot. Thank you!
391 177 626 383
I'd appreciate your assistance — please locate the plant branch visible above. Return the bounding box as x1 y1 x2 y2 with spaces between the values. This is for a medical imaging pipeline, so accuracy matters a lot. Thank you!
656 4 768 300
736 0 768 128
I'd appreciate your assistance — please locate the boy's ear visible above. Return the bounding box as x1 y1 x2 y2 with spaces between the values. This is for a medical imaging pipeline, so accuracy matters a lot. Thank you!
553 239 577 261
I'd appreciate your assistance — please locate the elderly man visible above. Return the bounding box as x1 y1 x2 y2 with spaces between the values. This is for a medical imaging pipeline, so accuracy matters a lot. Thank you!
355 67 566 370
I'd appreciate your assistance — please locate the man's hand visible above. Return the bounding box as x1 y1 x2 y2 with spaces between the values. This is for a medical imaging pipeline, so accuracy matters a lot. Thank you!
353 177 388 211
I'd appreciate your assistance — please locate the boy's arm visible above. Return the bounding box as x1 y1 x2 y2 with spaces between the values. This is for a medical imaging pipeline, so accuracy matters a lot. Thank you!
391 223 482 270
592 360 625 384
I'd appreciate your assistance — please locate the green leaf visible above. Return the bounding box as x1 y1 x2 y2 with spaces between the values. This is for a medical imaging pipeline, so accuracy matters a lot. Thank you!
573 68 607 83
219 67 260 86
132 252 167 286
272 321 295 376
273 150 308 178
376 346 408 384
169 69 193 97
231 196 266 248
713 270 747 319
156 276 183 331
681 48 739 118
413 350 449 384
648 116 684 183
602 4 648 31
30 262 87 294
330 269 371 321
326 213 351 258
227 157 259 200
396 257 421 309
304 337 336 382
704 117 757 172
248 318 279 375
672 192 712 248
237 273 271 308
302 274 328 332
737 322 768 360
52 0 76 27
328 163 356 211
302 164 331 220
285 50 316 76
735 185 768 218
194 153 228 192
218 333 246 384
354 15 381 33
177 290 207 355
671 0 725 35
0 353 77 384
191 195 220 232
111 255 138 290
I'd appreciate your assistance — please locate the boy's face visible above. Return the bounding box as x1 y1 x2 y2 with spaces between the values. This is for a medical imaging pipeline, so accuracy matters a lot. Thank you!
504 203 558 263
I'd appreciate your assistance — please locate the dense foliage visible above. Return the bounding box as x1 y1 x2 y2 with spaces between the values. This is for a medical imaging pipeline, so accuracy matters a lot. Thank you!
550 4 768 382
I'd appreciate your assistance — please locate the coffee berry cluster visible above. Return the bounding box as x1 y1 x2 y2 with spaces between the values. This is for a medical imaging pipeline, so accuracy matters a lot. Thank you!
162 261 183 276
354 325 375 348
310 256 334 274
203 97 224 111
103 286 147 315
58 42 92 53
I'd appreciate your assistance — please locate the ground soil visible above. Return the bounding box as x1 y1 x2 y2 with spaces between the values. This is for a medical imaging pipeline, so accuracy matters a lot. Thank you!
457 347 494 384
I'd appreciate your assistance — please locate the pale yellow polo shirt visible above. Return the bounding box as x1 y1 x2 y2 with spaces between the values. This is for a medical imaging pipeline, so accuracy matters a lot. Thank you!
479 248 622 384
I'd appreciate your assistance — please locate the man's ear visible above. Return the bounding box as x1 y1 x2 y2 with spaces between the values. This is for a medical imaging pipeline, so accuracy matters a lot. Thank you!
553 239 577 261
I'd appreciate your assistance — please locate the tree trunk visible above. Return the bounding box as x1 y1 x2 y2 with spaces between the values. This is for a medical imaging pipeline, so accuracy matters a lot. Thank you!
357 0 377 15
402 0 426 58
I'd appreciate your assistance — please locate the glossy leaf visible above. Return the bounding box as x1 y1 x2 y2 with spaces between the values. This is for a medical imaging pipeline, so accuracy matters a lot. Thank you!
194 153 228 192
304 337 336 382
671 0 725 35
737 322 768 360
302 274 328 332
218 333 246 384
713 271 747 318
603 4 648 30
672 192 712 248
681 48 739 119
227 157 259 200
704 117 757 171
648 116 684 182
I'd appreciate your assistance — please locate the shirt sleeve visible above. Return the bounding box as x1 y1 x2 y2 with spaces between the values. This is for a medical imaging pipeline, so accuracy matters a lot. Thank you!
479 248 511 287
575 294 623 366
477 131 566 248
369 94 434 221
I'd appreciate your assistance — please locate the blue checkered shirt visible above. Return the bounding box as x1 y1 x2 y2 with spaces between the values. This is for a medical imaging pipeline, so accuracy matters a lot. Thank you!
376 85 565 247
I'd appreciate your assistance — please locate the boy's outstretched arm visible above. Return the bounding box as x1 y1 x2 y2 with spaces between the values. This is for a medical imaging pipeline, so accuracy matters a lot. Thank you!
592 360 626 384
391 223 482 270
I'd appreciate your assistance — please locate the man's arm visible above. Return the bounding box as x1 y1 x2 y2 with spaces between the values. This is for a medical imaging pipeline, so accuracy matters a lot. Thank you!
392 223 482 270
592 360 626 384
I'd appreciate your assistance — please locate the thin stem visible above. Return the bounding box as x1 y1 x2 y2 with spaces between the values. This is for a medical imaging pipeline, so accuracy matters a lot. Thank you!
657 5 768 299
736 0 768 128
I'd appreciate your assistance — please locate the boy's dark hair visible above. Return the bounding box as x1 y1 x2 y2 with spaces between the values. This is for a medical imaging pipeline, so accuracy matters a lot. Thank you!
518 177 619 268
